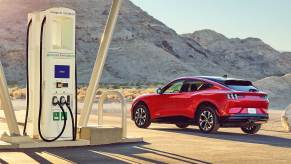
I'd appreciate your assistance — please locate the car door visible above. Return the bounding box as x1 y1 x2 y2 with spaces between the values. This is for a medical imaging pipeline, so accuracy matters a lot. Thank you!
178 79 207 117
155 79 186 117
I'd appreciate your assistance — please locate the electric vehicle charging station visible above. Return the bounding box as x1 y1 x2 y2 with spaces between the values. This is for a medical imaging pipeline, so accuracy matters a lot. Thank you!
0 0 142 149
25 8 77 141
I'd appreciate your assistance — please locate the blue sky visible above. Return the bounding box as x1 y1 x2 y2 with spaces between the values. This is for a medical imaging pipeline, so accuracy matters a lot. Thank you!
130 0 291 52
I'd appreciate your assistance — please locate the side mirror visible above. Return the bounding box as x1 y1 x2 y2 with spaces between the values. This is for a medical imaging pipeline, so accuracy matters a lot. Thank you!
156 87 162 94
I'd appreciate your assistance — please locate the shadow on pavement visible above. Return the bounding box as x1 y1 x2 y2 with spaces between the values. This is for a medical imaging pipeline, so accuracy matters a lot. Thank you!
150 127 291 148
1 142 210 164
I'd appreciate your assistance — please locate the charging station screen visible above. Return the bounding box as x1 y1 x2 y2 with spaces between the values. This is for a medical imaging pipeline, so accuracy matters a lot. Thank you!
55 65 70 78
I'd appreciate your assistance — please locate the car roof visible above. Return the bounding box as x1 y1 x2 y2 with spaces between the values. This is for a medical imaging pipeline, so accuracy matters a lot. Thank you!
175 76 249 85
195 76 243 83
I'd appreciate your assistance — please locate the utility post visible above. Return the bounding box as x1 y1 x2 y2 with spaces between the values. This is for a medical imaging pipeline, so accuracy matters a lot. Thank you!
79 0 123 127
0 61 20 136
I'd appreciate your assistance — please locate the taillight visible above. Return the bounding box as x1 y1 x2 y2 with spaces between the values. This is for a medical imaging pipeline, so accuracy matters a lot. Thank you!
227 93 238 100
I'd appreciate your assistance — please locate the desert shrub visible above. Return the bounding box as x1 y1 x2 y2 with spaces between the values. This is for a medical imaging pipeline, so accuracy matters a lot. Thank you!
7 86 156 102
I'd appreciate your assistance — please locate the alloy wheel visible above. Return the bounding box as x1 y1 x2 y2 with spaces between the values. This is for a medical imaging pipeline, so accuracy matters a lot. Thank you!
135 107 147 126
199 110 214 131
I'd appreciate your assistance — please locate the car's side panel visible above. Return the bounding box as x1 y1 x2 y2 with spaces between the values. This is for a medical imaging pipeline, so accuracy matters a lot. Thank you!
188 91 229 118
131 94 160 120
173 92 195 118
153 93 182 117
132 89 230 120
139 95 161 119
155 92 195 117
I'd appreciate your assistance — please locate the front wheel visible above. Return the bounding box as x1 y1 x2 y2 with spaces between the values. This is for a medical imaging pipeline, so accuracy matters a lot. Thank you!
241 123 261 134
133 103 151 128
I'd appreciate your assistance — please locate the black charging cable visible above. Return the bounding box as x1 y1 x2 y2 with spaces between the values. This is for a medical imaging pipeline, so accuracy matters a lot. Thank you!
37 17 68 142
23 19 32 136
60 96 76 141
38 97 68 142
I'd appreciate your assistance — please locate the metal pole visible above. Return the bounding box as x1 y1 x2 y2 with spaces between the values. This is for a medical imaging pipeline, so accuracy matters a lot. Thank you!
79 0 123 127
97 91 127 138
0 61 20 136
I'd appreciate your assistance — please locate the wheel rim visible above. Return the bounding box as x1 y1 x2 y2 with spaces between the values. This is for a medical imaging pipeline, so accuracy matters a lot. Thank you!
135 107 147 126
199 110 214 131
244 123 256 131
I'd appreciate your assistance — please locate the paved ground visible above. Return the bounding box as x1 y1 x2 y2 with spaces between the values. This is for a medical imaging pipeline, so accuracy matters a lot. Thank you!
0 101 291 163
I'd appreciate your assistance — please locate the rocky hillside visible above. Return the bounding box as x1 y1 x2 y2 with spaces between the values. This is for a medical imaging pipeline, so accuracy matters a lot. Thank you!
182 30 291 80
0 0 227 85
254 73 291 108
0 0 290 86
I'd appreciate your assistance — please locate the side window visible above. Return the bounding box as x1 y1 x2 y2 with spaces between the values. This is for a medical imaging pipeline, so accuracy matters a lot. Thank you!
185 80 213 92
199 83 213 91
163 80 184 93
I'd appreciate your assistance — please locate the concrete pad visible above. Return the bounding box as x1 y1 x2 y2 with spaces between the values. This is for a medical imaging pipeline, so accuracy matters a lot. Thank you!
17 139 90 149
0 139 90 149
120 137 143 143
1 133 32 144
80 126 143 146
0 141 17 149
80 126 123 145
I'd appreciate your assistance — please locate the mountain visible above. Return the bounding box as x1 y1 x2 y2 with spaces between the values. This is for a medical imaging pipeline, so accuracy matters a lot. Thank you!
182 30 291 80
0 0 290 86
254 73 291 109
0 0 228 85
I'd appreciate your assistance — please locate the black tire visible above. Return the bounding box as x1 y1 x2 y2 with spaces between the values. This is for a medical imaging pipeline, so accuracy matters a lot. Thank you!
241 123 261 134
133 103 151 128
197 105 220 133
176 123 190 129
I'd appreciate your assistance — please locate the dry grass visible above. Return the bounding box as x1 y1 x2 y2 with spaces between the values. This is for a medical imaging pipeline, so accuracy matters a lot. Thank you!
77 87 156 101
9 87 26 99
8 87 156 102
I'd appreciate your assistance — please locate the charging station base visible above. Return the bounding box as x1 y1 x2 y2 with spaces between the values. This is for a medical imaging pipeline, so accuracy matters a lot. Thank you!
0 126 143 149
0 139 90 149
1 132 32 144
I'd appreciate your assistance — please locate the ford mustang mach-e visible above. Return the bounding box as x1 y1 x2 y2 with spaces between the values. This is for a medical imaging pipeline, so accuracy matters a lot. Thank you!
131 76 269 134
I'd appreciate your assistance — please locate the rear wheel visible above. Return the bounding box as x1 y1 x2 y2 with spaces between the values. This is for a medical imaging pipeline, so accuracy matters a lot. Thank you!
197 105 220 133
133 103 151 128
241 123 261 134
176 123 190 129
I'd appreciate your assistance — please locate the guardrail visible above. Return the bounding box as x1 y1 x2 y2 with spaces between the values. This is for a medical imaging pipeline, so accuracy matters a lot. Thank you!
97 91 127 138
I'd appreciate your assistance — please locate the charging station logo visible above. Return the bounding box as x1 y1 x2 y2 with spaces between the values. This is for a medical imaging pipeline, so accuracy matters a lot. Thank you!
47 52 74 58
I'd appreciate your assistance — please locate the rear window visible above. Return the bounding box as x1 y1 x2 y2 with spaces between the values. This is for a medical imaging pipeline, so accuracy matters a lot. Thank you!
224 80 258 92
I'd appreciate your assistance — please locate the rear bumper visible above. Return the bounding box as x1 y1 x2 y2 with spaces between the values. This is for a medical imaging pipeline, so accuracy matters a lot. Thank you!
220 114 269 127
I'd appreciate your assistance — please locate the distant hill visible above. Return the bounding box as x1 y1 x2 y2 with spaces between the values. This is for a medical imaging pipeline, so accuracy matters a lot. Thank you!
254 73 291 108
0 0 290 86
182 29 291 81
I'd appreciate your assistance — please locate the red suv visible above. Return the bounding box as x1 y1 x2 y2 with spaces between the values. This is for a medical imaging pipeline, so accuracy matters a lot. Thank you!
131 76 269 134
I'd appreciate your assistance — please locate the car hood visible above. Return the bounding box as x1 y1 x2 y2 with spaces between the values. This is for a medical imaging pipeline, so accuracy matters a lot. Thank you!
133 93 158 101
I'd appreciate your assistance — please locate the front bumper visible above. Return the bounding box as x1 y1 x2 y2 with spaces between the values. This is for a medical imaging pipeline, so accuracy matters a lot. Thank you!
220 114 269 127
